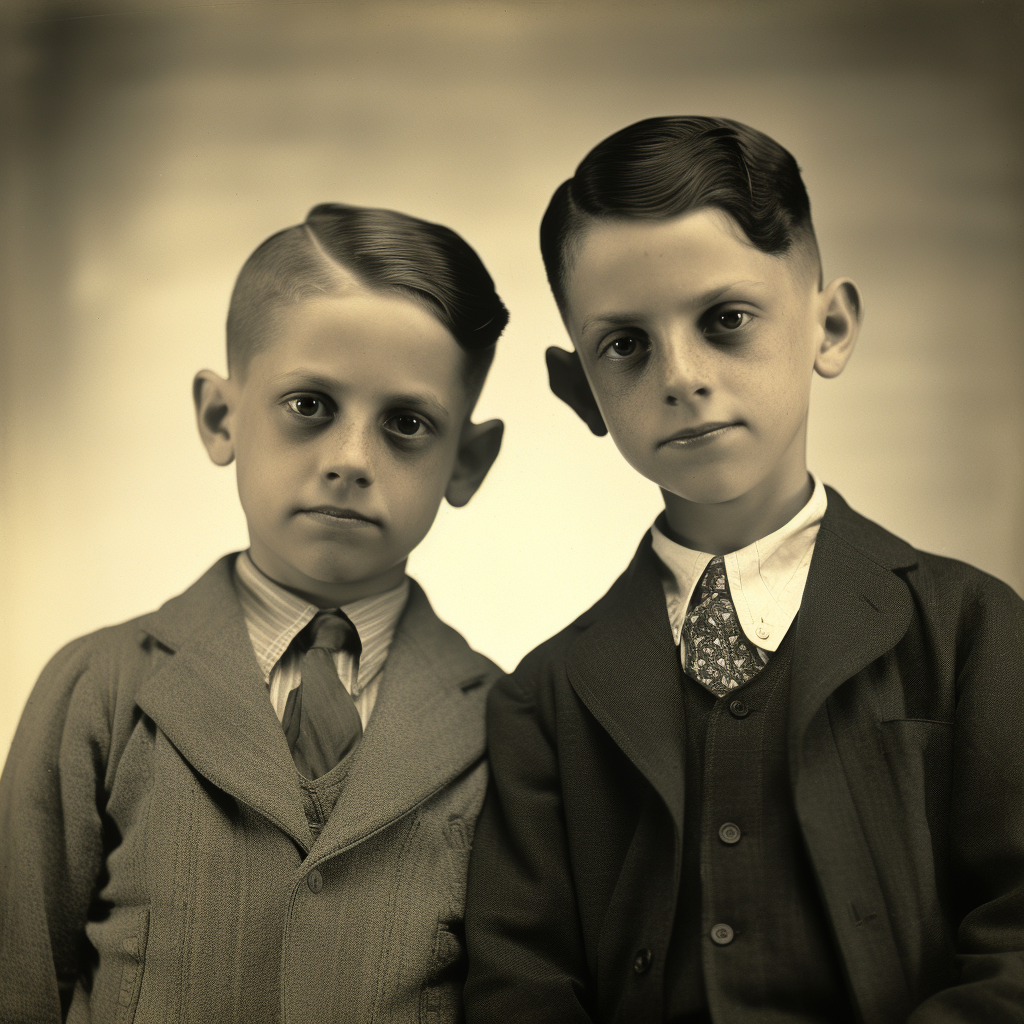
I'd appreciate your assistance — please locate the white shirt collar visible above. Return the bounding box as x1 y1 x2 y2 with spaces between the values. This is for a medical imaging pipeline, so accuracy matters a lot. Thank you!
650 475 827 652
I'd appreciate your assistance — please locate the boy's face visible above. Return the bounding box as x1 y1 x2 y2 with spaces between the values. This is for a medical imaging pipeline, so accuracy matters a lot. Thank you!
560 208 853 518
199 287 499 606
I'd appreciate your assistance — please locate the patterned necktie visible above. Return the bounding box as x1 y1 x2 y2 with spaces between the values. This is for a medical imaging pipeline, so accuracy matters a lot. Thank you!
682 555 765 696
281 610 363 779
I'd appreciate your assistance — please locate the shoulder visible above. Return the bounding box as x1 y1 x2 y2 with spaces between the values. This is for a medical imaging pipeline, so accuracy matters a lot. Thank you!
400 578 505 691
26 556 242 719
502 542 653 702
822 486 1023 627
908 551 1024 655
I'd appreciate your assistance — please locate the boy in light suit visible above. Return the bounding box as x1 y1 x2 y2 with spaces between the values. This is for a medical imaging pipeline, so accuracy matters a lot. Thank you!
0 202 508 1023
464 117 1024 1022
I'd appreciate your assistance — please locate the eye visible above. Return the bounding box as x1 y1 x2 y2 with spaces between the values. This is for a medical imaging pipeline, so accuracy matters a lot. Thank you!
385 414 430 438
284 395 332 420
603 333 649 360
706 309 753 335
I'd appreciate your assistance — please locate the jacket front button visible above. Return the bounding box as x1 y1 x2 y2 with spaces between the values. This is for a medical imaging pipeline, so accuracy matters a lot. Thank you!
710 923 734 945
729 700 750 718
633 948 653 974
306 868 324 894
718 822 742 844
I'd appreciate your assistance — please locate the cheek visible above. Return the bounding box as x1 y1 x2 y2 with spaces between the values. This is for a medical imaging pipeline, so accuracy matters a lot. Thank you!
380 448 453 520
234 436 303 514
591 370 654 434
742 337 814 418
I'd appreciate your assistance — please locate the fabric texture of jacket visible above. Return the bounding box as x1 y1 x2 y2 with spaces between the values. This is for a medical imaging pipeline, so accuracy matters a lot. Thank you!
464 488 1024 1023
0 554 501 1024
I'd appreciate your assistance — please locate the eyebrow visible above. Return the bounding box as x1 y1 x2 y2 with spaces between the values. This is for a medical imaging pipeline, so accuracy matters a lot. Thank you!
385 392 452 427
270 370 343 393
578 280 763 339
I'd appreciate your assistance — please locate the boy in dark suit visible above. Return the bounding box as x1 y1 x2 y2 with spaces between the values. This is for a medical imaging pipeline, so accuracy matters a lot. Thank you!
464 117 1024 1022
0 203 508 1023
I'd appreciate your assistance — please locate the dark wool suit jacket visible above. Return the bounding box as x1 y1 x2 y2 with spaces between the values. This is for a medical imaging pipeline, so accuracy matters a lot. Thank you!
0 555 502 1024
464 488 1024 1023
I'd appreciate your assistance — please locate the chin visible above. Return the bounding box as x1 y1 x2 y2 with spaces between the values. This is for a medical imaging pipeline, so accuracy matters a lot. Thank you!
302 552 376 588
658 469 756 507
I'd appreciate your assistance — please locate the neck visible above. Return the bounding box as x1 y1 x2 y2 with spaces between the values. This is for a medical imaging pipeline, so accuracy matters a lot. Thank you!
660 471 813 555
247 548 407 608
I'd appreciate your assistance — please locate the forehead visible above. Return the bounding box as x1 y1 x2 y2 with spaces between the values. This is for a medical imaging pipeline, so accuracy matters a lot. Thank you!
248 289 468 398
564 208 805 336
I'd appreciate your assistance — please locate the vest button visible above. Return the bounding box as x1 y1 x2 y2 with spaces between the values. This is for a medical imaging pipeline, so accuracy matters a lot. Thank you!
710 923 734 945
632 948 653 974
728 699 750 718
718 822 742 844
306 868 324 894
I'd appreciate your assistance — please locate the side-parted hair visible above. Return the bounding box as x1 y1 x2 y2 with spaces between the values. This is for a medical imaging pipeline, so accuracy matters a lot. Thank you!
540 116 818 310
227 203 509 392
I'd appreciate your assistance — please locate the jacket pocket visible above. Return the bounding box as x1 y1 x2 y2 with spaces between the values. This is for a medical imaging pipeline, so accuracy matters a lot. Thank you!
419 920 465 1024
878 718 953 832
443 815 473 910
418 817 472 1023
84 905 150 1024
878 718 954 907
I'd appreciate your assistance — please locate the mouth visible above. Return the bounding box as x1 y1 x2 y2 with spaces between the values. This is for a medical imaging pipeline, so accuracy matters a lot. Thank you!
659 422 741 448
299 506 382 528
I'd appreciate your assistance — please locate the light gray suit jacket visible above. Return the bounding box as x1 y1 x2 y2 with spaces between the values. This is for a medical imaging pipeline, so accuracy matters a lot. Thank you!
0 554 502 1023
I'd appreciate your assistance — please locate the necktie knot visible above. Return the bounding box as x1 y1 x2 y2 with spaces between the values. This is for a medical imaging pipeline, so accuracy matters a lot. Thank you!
305 610 361 657
697 555 729 601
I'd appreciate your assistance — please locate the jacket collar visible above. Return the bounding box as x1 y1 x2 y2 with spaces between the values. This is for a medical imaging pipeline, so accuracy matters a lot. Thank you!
562 486 918 827
135 556 494 854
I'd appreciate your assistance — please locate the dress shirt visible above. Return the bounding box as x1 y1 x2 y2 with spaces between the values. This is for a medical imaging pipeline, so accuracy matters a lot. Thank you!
233 551 409 728
651 475 827 667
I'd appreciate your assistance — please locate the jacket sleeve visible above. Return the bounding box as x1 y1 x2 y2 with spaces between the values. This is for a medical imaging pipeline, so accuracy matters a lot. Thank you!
0 638 110 1023
464 665 595 1023
908 576 1024 1023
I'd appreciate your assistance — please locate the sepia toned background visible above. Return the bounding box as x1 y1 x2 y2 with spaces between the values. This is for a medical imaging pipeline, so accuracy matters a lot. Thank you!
1 0 1022 759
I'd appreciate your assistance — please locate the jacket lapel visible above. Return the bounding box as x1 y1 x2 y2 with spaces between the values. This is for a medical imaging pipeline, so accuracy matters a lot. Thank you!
135 556 312 849
788 488 917 752
312 580 495 859
564 537 686 838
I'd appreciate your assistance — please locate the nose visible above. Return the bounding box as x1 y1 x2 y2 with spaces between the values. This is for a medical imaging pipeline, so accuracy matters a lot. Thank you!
322 420 375 489
661 330 710 406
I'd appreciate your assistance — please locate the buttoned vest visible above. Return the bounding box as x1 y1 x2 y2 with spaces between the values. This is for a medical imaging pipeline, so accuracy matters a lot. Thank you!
665 628 855 1022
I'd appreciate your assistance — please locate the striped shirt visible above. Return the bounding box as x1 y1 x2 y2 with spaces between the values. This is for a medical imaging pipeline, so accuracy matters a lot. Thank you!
233 551 409 728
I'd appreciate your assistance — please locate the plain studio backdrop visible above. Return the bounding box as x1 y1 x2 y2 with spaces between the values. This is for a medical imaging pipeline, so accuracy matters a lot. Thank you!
1 0 1021 760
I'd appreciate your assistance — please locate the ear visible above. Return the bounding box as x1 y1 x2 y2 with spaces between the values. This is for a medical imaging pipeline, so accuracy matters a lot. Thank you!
193 369 236 466
445 418 504 508
814 278 862 379
545 346 607 436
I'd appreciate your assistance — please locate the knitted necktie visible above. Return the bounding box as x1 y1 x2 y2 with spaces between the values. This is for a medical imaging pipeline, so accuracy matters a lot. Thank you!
281 610 363 779
682 555 765 696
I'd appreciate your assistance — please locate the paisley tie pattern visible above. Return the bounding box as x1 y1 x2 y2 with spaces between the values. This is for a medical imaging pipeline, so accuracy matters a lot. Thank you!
682 555 765 696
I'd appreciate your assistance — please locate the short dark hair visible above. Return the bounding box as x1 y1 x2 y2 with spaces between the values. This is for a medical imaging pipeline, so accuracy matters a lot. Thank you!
540 116 818 309
227 203 509 392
